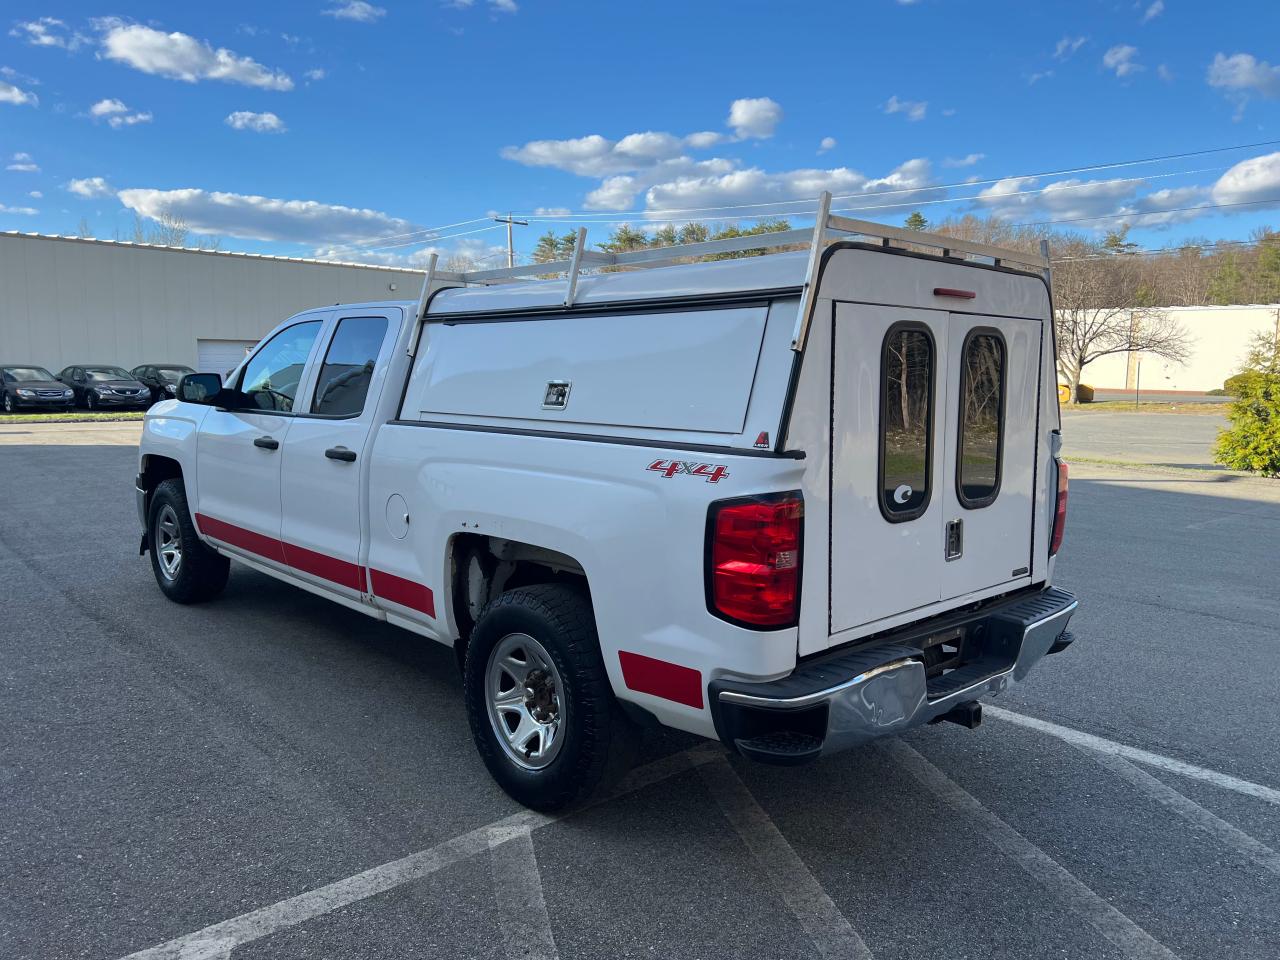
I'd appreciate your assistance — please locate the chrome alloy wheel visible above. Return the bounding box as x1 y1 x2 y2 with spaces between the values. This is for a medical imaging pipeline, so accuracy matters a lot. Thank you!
486 632 566 770
155 504 183 581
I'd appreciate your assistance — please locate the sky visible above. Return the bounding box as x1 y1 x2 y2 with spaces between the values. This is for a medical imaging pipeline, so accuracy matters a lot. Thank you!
2 0 1279 269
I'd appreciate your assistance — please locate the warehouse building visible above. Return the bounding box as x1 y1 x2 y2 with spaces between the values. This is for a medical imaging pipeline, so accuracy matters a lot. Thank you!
1080 304 1280 394
0 232 429 375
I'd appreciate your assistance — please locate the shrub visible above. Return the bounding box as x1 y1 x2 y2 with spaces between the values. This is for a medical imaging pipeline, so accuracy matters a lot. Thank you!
1205 388 1227 397
1214 333 1280 477
1223 371 1254 397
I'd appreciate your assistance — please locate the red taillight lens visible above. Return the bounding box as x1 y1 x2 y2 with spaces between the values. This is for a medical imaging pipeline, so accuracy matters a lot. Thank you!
1050 460 1068 556
708 495 803 628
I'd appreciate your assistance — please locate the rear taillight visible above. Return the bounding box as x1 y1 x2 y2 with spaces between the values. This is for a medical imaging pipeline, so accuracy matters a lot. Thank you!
1050 460 1068 556
707 494 803 628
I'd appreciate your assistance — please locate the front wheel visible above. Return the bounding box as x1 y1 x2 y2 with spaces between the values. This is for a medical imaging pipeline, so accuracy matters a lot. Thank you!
2 393 13 414
85 392 97 411
147 478 230 603
464 584 635 811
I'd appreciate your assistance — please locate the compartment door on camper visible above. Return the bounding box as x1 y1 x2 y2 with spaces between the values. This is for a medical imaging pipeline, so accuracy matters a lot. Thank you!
938 314 1040 601
829 303 949 634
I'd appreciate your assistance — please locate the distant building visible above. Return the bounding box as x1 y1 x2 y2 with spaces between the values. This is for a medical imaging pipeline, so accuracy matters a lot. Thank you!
0 232 428 374
1072 304 1280 394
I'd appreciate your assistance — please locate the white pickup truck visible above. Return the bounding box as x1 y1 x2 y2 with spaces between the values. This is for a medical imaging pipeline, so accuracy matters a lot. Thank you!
136 197 1076 810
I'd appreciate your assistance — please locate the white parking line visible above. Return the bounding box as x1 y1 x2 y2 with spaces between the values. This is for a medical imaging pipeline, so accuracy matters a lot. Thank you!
884 740 1180 960
1086 751 1280 878
489 826 560 960
986 705 1280 807
116 744 722 960
698 756 874 960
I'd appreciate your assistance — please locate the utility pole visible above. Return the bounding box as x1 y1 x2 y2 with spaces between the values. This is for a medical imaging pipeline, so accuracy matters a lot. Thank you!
492 213 528 268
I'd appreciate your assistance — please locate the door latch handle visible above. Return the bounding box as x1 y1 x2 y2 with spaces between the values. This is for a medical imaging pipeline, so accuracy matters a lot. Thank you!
325 446 357 462
253 436 279 450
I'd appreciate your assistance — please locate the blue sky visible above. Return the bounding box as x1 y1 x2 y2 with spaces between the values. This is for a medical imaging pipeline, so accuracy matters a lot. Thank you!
2 0 1279 268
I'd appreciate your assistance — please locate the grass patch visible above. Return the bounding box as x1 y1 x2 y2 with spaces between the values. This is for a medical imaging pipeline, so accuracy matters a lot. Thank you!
1062 401 1227 415
1 411 146 424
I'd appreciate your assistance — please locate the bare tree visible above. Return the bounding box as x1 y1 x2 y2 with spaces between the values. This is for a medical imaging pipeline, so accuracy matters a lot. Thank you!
1051 235 1191 402
75 217 94 239
128 209 221 250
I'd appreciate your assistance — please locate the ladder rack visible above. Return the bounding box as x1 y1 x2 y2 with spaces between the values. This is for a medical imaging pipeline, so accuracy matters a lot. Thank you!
416 191 1052 352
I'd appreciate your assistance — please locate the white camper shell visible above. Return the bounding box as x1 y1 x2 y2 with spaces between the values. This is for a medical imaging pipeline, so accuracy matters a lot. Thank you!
136 195 1076 810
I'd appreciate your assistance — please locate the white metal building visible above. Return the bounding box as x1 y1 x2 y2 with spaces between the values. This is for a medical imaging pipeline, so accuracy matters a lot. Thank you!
0 232 430 375
1077 304 1280 394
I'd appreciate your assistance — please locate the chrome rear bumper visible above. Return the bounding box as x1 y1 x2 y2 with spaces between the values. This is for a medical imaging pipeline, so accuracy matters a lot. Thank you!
710 587 1078 764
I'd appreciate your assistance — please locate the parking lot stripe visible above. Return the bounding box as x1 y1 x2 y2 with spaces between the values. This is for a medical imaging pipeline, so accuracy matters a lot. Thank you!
987 706 1280 807
698 757 874 960
115 745 722 960
489 826 560 960
884 740 1180 960
1085 751 1280 878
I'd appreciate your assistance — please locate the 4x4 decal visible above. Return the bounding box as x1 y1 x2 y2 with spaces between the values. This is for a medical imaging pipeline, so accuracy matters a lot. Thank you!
647 459 730 483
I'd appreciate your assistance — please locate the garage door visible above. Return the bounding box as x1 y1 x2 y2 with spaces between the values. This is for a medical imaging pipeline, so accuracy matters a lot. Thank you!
196 339 258 378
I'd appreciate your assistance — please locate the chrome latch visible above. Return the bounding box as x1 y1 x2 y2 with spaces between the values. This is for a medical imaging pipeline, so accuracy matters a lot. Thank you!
945 518 963 561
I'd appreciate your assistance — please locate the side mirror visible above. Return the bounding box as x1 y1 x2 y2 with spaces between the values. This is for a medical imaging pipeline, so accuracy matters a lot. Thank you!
178 372 223 404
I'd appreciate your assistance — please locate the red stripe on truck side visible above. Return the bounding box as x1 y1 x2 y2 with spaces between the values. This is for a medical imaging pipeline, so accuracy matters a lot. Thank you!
283 542 366 592
195 513 288 565
369 569 436 617
618 651 704 709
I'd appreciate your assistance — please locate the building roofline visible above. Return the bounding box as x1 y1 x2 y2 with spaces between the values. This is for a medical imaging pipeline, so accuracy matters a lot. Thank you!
0 230 428 275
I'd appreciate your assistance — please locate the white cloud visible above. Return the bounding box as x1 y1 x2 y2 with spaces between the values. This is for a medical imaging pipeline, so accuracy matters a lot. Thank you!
226 110 287 133
1102 45 1143 78
89 98 152 128
1141 0 1164 23
29 190 43 198
976 175 1143 224
305 68 326 81
1028 70 1053 85
9 17 87 51
67 176 115 198
490 0 519 12
322 2 387 21
1211 151 1280 209
0 203 39 215
727 97 783 139
642 158 936 216
1053 36 1087 60
99 23 294 90
501 130 728 179
1157 64 1175 82
0 80 38 106
685 130 726 149
942 153 984 168
884 95 927 121
1208 52 1280 99
116 187 416 244
7 152 40 172
818 136 837 154
533 206 571 216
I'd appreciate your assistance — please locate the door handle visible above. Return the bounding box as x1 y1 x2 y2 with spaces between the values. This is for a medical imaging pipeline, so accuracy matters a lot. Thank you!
253 436 279 450
325 446 357 462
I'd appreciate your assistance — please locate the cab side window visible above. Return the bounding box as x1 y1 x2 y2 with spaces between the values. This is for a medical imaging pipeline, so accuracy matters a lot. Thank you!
238 320 324 412
311 316 389 417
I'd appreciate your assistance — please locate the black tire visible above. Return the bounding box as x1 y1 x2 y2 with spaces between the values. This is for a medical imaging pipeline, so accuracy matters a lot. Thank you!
464 584 636 811
147 478 230 604
85 392 96 411
2 393 13 414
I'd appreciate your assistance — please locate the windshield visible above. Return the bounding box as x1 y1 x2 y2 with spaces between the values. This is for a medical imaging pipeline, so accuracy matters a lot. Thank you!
157 366 195 383
4 367 56 382
84 367 134 381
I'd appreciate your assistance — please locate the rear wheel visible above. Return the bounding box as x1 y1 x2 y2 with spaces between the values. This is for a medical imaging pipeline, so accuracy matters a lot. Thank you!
464 584 635 811
85 392 97 411
2 393 13 414
147 478 229 603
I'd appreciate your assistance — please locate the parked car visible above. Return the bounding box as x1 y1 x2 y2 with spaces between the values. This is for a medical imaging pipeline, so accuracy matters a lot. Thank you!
131 364 196 406
57 365 151 410
1 365 76 413
135 197 1076 811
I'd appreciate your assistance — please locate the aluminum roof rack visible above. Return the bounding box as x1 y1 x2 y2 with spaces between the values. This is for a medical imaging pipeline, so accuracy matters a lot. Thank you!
422 191 1052 352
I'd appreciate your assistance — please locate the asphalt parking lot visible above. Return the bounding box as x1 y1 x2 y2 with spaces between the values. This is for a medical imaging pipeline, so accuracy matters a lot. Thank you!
1061 410 1229 470
3 424 1278 960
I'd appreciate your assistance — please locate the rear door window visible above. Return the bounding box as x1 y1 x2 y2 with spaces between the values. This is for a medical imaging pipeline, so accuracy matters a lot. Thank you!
956 330 1006 508
311 316 389 417
879 324 935 522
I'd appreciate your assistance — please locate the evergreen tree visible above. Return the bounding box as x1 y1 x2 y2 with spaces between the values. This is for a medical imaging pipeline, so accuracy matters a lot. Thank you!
904 211 928 231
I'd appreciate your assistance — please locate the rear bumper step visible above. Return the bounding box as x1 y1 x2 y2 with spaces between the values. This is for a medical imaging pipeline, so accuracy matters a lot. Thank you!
710 586 1077 764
